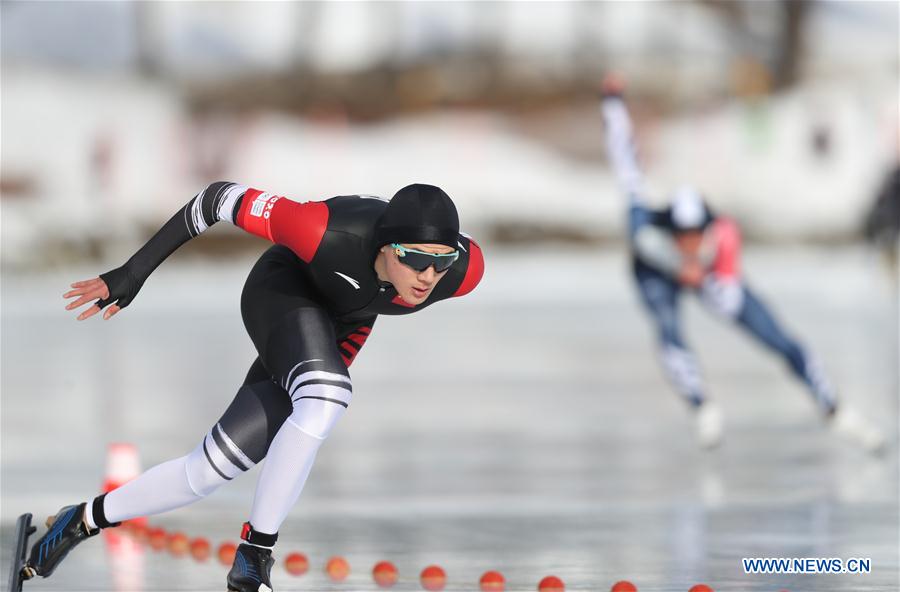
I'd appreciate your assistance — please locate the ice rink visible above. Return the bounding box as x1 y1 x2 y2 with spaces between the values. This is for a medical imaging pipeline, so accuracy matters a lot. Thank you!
2 244 897 592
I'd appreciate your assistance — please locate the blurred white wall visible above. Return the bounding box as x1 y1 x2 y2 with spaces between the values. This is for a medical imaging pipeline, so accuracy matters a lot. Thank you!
2 2 897 264
650 80 897 238
3 67 895 264
1 67 185 260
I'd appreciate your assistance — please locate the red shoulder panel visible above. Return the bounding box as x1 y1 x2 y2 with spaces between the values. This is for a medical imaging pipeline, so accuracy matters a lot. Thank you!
236 188 329 263
711 217 741 279
236 188 268 236
454 238 485 297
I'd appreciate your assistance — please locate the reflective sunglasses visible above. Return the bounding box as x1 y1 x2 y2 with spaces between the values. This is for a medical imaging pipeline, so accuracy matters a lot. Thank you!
391 243 459 272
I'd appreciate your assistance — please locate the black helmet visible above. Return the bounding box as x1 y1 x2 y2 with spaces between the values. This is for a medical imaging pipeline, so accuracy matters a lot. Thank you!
375 184 459 248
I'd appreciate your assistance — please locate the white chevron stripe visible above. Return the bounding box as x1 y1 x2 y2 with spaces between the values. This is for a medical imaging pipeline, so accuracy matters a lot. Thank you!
282 359 325 390
203 432 243 478
217 184 248 224
215 423 255 470
190 192 208 234
291 382 353 406
288 370 351 398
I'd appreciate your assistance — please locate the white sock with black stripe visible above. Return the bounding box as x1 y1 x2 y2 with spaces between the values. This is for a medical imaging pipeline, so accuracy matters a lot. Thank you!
247 420 325 534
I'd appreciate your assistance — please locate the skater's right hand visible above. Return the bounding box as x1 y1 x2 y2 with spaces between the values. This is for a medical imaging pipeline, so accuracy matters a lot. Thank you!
65 277 118 320
64 265 144 320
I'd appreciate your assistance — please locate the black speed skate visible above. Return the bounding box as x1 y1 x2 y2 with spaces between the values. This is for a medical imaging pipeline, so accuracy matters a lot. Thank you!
7 514 36 592
226 543 275 592
22 503 99 579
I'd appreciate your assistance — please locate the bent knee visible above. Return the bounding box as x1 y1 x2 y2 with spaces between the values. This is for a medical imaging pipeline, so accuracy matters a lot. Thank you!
286 372 352 439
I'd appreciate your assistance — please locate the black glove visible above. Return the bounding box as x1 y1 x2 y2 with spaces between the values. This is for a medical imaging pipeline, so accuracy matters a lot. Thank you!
95 265 145 310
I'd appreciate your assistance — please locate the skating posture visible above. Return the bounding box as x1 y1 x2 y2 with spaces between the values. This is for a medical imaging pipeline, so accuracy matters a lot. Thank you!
20 183 484 591
599 74 884 452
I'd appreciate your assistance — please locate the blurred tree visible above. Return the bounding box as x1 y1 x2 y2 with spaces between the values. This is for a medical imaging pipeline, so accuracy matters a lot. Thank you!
134 1 161 78
775 0 809 88
699 0 810 91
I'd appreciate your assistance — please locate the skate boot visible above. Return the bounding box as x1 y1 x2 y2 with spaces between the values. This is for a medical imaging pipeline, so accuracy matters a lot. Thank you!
830 404 886 454
226 543 275 592
695 402 723 449
23 503 99 578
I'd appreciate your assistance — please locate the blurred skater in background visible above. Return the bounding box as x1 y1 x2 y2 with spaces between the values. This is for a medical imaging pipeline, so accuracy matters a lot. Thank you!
599 73 885 452
864 163 900 271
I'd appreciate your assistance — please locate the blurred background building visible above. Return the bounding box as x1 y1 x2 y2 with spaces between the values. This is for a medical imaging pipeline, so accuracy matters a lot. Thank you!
1 1 898 265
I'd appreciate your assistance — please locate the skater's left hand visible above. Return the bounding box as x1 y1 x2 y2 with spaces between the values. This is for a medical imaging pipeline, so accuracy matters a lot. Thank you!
600 72 626 98
64 277 121 321
678 259 705 288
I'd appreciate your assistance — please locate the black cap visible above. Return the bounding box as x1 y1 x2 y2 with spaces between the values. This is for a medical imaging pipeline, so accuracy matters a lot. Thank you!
375 184 460 248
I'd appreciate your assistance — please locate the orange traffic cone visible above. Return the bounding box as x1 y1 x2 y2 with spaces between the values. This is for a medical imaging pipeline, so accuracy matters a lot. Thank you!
101 443 146 590
102 443 146 526
103 443 140 492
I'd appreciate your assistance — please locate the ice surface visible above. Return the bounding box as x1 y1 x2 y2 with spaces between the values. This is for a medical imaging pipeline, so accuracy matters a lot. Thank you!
2 245 896 591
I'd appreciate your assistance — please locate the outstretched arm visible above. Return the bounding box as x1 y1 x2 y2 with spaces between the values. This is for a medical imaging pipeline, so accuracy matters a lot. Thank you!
67 183 332 320
65 181 248 320
600 75 686 279
600 75 645 204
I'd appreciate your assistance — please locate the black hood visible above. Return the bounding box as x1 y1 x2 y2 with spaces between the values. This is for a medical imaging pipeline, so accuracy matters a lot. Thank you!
375 184 459 248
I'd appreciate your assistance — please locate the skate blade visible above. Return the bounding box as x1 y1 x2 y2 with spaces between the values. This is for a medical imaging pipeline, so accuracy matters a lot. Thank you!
8 514 37 592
